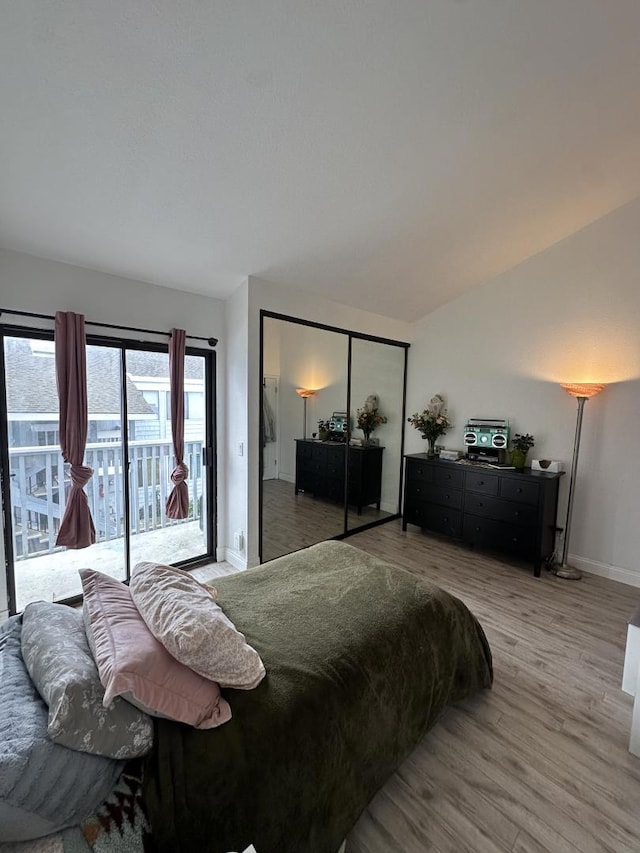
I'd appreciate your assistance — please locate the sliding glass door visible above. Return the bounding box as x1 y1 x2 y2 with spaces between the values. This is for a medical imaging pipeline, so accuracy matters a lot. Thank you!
125 348 210 569
3 336 127 608
1 331 215 613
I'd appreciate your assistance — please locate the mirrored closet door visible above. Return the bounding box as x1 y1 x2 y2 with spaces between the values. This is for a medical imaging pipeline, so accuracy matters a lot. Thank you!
260 312 408 563
347 338 406 532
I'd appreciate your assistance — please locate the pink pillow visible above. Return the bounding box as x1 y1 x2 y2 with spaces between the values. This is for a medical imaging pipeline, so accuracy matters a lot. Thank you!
80 569 232 730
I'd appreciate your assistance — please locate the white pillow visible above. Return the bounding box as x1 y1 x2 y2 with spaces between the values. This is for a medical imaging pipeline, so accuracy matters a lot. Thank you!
130 562 265 690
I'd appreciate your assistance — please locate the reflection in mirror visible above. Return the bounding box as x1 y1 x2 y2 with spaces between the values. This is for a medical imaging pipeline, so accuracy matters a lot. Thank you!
261 317 348 562
347 339 406 531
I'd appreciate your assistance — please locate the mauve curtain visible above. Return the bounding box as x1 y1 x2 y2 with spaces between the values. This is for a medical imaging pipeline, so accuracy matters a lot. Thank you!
54 311 96 548
166 328 189 519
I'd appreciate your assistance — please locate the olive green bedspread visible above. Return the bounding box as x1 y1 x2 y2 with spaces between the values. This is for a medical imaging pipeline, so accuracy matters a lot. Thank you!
143 541 492 853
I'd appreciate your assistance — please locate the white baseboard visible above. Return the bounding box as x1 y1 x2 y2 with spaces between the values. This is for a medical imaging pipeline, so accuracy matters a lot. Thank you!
223 547 248 571
278 472 295 484
0 609 8 623
569 554 640 588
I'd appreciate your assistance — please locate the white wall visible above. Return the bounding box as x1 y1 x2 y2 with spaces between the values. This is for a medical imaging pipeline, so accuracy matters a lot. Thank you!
269 319 349 482
0 249 227 615
247 276 412 566
224 280 249 569
406 198 640 586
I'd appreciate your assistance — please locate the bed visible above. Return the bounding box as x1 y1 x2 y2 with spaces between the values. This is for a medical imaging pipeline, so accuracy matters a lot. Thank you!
143 541 493 853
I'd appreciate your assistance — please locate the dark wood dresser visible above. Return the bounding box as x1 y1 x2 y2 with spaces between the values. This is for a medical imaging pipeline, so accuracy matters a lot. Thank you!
402 454 563 576
295 439 384 514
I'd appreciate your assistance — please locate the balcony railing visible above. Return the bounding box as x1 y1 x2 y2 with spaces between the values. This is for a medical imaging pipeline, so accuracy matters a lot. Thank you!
9 439 204 559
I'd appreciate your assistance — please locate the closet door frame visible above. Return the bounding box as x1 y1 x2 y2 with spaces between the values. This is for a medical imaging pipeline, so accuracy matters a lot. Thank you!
259 310 409 564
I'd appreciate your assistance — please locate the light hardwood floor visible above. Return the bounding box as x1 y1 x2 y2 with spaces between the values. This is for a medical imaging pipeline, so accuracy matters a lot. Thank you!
342 521 640 853
261 478 392 562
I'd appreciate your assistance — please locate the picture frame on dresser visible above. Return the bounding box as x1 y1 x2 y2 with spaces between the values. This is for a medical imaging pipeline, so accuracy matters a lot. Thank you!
402 454 563 577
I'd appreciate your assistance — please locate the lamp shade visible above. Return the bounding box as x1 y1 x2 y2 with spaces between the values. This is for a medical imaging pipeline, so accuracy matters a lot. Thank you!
560 382 605 399
296 388 316 398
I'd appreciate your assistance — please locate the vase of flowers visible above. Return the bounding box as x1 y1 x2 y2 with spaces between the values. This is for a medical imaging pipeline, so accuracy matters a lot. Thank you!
356 405 387 445
407 394 451 457
509 433 535 469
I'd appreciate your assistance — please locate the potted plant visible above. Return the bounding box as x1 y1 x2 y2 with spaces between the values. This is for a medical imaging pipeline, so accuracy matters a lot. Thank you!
317 419 331 441
510 433 535 469
407 394 451 457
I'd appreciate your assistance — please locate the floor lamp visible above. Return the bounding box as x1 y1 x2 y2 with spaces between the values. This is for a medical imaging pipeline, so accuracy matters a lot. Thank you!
296 388 316 439
555 382 605 580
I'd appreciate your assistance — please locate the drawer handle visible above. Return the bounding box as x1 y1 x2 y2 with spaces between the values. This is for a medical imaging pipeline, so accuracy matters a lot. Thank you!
475 526 481 531
514 511 520 517
512 537 518 542
443 517 448 523
517 487 523 493
478 501 483 507
445 493 450 499
478 480 485 486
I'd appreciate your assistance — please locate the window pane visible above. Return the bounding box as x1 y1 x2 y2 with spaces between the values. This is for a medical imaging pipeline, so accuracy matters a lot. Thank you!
126 350 209 567
4 336 126 611
2 336 213 612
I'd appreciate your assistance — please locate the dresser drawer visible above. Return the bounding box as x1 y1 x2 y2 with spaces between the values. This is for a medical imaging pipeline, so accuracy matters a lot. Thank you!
324 476 344 502
326 455 345 479
463 493 538 527
434 466 464 490
405 459 434 484
500 477 540 505
297 441 313 460
422 483 463 510
463 515 535 558
406 480 433 503
465 470 499 496
407 465 433 483
320 444 344 463
404 502 461 537
296 468 317 492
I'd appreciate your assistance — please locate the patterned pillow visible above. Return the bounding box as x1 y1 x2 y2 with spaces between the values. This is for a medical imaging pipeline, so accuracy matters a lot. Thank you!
81 569 232 729
130 562 266 690
20 601 153 759
0 619 123 843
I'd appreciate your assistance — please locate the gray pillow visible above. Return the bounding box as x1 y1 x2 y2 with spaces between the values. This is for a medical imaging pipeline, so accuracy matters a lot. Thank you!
21 601 153 759
0 620 123 842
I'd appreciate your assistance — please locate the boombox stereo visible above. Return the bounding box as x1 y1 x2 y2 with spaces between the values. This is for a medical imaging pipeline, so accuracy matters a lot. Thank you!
329 412 349 434
463 418 510 450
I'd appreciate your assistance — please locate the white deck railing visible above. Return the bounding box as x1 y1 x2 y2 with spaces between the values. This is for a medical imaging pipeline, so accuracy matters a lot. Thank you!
9 439 204 559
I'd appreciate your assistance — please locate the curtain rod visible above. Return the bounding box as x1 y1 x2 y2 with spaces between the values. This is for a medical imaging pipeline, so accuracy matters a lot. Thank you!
0 308 218 347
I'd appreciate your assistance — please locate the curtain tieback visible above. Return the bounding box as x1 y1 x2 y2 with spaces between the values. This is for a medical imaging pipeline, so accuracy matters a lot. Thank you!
170 463 189 486
69 464 93 488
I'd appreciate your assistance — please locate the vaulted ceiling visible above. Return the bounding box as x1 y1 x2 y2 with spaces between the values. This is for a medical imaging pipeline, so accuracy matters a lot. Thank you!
2 1 640 321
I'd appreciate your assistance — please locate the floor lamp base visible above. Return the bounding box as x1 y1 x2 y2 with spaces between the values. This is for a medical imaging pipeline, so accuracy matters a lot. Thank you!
554 563 582 580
